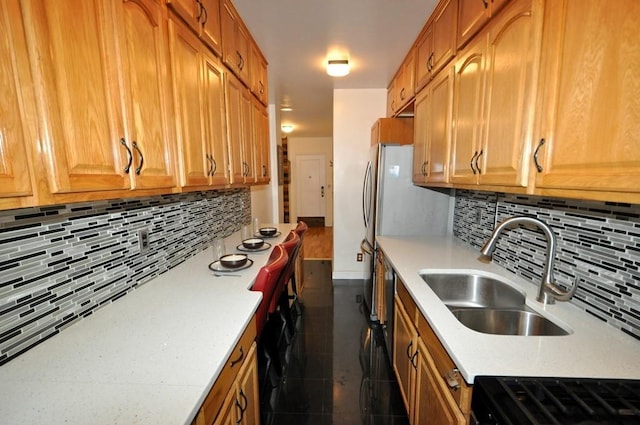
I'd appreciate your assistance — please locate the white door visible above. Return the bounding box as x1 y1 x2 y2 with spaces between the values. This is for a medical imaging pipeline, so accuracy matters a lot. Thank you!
295 154 326 218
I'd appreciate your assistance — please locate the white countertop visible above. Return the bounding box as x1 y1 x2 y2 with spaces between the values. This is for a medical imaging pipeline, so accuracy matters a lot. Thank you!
377 235 640 384
0 225 293 425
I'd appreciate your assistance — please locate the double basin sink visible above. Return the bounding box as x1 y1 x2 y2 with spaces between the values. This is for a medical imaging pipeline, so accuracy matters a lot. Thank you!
420 272 570 336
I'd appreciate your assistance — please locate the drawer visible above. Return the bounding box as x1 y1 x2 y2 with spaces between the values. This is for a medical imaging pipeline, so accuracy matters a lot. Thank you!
396 278 417 322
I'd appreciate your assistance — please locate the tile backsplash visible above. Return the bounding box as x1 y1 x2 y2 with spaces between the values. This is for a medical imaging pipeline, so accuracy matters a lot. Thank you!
0 189 250 365
453 190 640 341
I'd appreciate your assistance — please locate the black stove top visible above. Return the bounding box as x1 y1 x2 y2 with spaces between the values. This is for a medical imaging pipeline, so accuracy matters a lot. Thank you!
473 377 640 425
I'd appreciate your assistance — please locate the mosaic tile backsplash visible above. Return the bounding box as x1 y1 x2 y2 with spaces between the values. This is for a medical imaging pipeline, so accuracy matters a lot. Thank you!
453 190 640 341
0 189 251 365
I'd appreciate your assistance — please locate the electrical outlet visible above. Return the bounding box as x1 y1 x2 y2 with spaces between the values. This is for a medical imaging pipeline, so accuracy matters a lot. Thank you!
138 228 150 254
357 252 363 262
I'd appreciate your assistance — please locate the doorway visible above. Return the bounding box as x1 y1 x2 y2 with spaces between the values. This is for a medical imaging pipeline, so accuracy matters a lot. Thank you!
295 154 326 221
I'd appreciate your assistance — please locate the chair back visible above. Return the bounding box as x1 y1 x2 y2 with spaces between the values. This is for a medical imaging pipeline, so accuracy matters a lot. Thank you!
250 245 288 338
270 230 300 312
294 220 308 240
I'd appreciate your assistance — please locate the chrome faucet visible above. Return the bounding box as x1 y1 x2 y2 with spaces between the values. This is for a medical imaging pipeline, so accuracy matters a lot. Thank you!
479 216 578 305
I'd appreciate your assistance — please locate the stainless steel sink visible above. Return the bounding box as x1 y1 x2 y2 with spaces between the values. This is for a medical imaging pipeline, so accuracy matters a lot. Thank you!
420 272 571 336
420 273 526 308
449 308 570 336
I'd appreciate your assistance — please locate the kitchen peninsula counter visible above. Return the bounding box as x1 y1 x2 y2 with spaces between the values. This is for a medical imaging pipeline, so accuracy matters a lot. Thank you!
0 226 292 425
377 235 640 384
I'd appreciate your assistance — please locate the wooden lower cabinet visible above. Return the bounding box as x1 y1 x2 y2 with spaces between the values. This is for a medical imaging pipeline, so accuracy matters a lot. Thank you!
195 317 258 425
393 279 471 425
212 342 259 425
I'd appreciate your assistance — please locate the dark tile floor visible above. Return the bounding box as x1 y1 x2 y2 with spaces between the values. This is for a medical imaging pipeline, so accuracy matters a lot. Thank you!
262 260 409 425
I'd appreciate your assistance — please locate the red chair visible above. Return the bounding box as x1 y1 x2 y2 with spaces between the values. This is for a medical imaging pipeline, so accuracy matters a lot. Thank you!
292 221 308 298
274 230 302 339
250 245 288 389
250 245 288 340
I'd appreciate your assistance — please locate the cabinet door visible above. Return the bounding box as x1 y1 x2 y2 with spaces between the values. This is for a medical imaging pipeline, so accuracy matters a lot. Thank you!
479 0 540 187
169 17 209 188
250 43 268 106
386 81 396 117
166 0 199 30
415 24 434 92
200 0 221 55
457 0 490 49
426 67 453 183
412 88 429 184
117 0 176 190
212 385 236 425
220 0 249 84
397 51 415 110
450 35 487 184
203 53 230 186
533 0 640 194
240 87 255 183
431 0 458 75
252 100 269 184
413 338 467 425
235 343 259 425
225 72 245 184
0 0 33 199
21 0 130 193
393 296 416 416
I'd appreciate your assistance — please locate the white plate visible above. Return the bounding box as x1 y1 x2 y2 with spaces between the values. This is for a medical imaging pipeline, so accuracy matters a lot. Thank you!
237 242 271 252
208 258 254 272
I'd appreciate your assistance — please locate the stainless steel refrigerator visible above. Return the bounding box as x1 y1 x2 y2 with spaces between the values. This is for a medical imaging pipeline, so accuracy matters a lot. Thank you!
360 143 451 326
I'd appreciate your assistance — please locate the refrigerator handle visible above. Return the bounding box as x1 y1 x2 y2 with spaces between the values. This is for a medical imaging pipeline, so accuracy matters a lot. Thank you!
362 161 372 228
360 238 373 256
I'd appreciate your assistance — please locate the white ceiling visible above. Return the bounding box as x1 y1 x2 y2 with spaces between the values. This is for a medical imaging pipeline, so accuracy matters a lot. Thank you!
232 0 438 138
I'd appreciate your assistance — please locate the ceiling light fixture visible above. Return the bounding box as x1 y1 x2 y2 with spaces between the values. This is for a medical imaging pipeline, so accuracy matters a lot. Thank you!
281 124 294 133
327 59 349 77
280 106 293 112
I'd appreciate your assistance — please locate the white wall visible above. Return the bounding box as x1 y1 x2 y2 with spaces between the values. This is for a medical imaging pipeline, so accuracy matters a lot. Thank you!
288 137 334 226
333 89 386 279
250 104 280 224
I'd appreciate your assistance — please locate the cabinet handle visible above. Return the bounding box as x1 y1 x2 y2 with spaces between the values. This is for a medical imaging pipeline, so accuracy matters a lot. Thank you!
212 157 217 176
120 138 133 174
132 141 144 175
196 0 203 20
391 100 396 112
400 87 405 101
427 52 434 72
206 154 214 176
230 346 244 367
410 349 418 369
475 149 483 174
234 398 244 424
533 138 545 172
234 389 248 424
470 151 478 174
445 369 461 391
406 340 413 360
201 4 208 25
259 81 264 95
262 164 267 177
482 0 489 8
237 51 244 70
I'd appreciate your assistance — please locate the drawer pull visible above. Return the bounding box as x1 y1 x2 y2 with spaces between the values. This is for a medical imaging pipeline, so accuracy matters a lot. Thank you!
120 138 133 174
230 346 244 367
445 369 460 391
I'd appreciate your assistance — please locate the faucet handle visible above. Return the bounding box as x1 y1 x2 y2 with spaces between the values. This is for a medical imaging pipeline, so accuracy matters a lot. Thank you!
545 277 579 302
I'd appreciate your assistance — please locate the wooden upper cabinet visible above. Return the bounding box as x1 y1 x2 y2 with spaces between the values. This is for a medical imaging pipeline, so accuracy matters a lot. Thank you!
167 0 222 55
250 42 268 106
225 71 250 184
413 67 453 185
415 0 458 92
457 0 510 49
478 0 541 187
116 0 176 190
450 35 487 185
252 100 270 184
388 50 416 116
221 0 250 84
20 0 175 195
20 0 130 194
169 14 228 189
532 0 640 197
240 87 255 183
0 0 34 202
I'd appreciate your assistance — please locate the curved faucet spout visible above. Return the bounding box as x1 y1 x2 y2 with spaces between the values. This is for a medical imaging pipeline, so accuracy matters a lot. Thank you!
480 215 577 305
